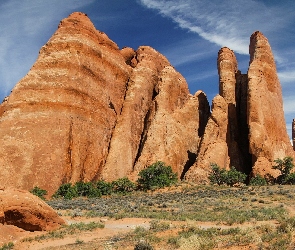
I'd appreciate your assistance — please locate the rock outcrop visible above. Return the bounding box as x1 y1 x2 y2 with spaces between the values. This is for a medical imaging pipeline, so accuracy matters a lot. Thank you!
0 188 64 231
0 12 293 192
0 12 209 194
185 31 294 181
248 31 295 177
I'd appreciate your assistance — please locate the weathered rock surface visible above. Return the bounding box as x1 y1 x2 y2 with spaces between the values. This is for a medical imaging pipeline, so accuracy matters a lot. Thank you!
184 95 229 182
0 12 207 192
102 46 171 180
0 188 64 231
132 69 210 178
248 31 295 177
0 12 130 195
185 31 294 181
0 12 293 191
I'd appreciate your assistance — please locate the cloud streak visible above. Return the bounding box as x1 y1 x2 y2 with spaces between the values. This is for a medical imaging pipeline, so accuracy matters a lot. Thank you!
139 0 294 55
0 0 94 98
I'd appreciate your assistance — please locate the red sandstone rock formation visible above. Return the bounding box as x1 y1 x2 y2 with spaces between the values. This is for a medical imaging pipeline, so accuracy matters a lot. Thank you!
0 12 208 193
0 13 292 191
185 31 294 182
132 69 210 178
0 188 64 231
248 31 295 177
184 95 229 182
0 12 130 195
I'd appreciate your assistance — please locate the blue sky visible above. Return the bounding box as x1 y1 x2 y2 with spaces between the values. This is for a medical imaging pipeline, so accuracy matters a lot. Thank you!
0 0 294 138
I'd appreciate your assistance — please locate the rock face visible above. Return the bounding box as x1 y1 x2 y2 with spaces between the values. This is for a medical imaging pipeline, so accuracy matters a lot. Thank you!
185 31 294 181
0 12 293 192
0 12 131 194
248 31 295 177
0 188 64 231
0 12 208 194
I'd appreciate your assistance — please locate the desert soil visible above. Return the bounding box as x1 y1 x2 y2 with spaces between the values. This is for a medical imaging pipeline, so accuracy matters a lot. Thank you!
2 184 295 249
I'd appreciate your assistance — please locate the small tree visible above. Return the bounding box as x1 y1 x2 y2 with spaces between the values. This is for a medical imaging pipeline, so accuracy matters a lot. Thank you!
208 163 227 186
137 161 178 191
208 163 246 186
273 157 294 184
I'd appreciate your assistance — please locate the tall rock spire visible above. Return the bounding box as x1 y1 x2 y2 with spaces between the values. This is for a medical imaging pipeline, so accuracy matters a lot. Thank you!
248 31 295 177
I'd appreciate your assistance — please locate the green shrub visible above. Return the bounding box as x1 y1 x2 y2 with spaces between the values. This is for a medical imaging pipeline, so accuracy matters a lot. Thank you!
0 242 14 250
273 157 294 184
112 177 136 194
249 175 268 186
208 163 227 186
134 241 154 250
284 173 295 184
74 182 101 198
208 164 246 186
95 180 113 195
137 161 178 190
30 186 48 200
53 183 78 200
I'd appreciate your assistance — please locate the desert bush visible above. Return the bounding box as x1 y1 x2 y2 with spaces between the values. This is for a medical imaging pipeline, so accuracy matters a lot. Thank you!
273 156 294 184
249 175 268 186
30 186 48 200
284 173 295 184
149 220 170 232
95 180 113 195
53 183 78 200
74 181 101 198
208 163 227 186
134 240 154 250
0 242 14 250
137 161 178 190
112 177 136 194
208 163 246 186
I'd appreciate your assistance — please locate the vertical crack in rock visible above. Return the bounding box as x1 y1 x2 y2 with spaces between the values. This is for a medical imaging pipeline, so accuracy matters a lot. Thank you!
236 72 253 175
133 86 158 168
65 118 74 183
104 77 131 172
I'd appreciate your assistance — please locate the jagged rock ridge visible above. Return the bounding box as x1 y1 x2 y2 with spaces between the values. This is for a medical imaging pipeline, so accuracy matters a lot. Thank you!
0 13 293 194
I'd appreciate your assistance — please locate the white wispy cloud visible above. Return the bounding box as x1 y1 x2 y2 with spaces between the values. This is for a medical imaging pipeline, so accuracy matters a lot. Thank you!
279 70 295 85
139 0 294 55
283 96 295 115
159 38 218 67
0 0 94 99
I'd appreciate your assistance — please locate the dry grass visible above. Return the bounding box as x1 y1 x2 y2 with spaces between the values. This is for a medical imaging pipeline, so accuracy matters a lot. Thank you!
21 184 295 249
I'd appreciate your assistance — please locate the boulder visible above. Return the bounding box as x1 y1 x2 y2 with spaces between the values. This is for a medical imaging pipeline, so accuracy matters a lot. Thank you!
0 188 64 231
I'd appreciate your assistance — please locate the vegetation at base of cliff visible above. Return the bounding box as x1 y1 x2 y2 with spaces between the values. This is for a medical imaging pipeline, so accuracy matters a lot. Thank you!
273 156 295 184
30 186 48 200
249 174 268 186
0 242 14 250
52 161 178 199
209 157 295 187
208 163 247 186
137 161 178 191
